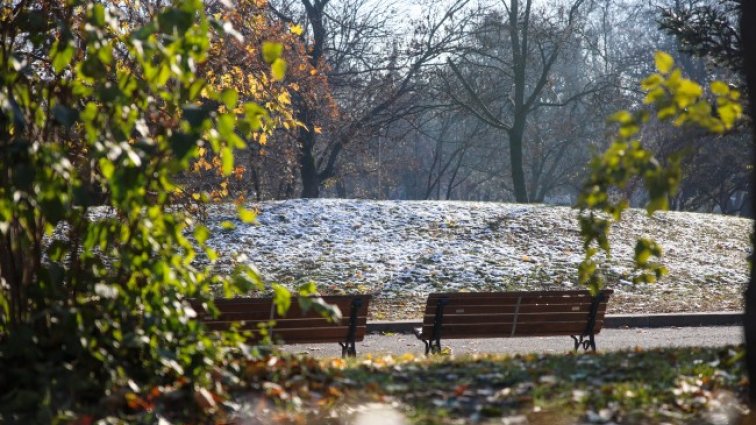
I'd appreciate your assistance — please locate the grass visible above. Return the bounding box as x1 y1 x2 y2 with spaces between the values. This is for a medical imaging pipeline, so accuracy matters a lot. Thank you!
235 345 749 424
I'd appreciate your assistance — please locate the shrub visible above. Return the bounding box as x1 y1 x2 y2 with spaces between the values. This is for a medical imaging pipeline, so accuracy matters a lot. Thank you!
0 1 278 422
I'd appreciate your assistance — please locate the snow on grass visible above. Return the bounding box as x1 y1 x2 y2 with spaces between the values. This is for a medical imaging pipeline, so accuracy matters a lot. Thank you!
204 199 750 318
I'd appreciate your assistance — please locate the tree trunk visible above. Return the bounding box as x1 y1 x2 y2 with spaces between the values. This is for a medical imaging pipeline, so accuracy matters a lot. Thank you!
741 0 756 407
300 130 320 198
508 124 529 203
294 0 328 199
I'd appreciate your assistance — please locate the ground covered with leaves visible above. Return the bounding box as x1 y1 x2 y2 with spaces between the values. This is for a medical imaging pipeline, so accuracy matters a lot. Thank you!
229 345 749 424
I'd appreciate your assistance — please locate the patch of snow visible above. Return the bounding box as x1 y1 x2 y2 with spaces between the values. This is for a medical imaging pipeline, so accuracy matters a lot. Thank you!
203 199 750 313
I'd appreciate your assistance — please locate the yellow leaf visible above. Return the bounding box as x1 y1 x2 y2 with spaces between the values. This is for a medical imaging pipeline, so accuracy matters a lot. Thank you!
238 207 257 223
289 24 304 36
277 91 291 105
644 87 666 105
313 126 322 134
654 51 674 74
677 79 702 97
640 74 663 91
718 103 742 129
608 110 633 125
710 81 729 96
618 124 640 138
657 105 677 121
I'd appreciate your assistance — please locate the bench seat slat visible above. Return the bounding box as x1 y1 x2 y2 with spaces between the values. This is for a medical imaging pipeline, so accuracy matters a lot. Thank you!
428 290 605 297
201 317 368 329
425 303 607 315
207 309 367 321
426 290 610 299
194 297 370 317
424 296 610 308
423 312 607 325
270 327 368 343
419 321 604 339
202 324 368 343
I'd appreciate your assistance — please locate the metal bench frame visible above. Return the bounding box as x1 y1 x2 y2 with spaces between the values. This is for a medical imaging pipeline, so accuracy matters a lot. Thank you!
414 291 610 355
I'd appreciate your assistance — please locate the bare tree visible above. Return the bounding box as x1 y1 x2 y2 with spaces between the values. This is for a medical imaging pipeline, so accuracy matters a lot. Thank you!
445 0 595 202
270 0 471 197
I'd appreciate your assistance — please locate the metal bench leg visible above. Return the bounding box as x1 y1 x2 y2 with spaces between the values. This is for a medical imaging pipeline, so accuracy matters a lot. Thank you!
339 341 357 358
425 298 447 356
572 293 603 353
571 334 596 352
421 338 443 355
339 297 363 358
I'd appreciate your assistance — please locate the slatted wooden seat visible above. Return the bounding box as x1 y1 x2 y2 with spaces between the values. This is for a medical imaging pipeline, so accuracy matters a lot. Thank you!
193 295 371 357
414 290 613 354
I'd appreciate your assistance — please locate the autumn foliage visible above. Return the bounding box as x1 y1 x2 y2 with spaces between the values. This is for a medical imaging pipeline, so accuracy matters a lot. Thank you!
186 0 337 203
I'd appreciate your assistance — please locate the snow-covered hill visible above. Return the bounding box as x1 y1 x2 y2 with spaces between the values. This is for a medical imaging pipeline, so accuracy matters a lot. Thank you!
204 199 750 318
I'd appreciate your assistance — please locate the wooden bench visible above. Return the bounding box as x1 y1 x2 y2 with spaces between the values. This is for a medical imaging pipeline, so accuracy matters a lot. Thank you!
414 290 613 354
193 295 371 357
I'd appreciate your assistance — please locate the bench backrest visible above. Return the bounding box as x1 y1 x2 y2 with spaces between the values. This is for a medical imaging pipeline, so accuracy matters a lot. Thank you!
418 290 613 340
193 295 371 344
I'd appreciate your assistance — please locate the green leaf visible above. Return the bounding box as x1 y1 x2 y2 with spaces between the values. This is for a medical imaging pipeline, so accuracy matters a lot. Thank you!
261 42 283 64
221 146 233 175
207 247 218 262
217 114 235 139
271 58 287 81
194 225 210 245
272 284 292 316
188 79 205 100
243 103 268 132
99 158 115 179
91 4 106 27
297 281 318 296
51 41 75 73
220 89 237 109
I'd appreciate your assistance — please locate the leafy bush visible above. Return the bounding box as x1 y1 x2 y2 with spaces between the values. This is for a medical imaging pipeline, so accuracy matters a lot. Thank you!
0 1 283 422
577 51 743 292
